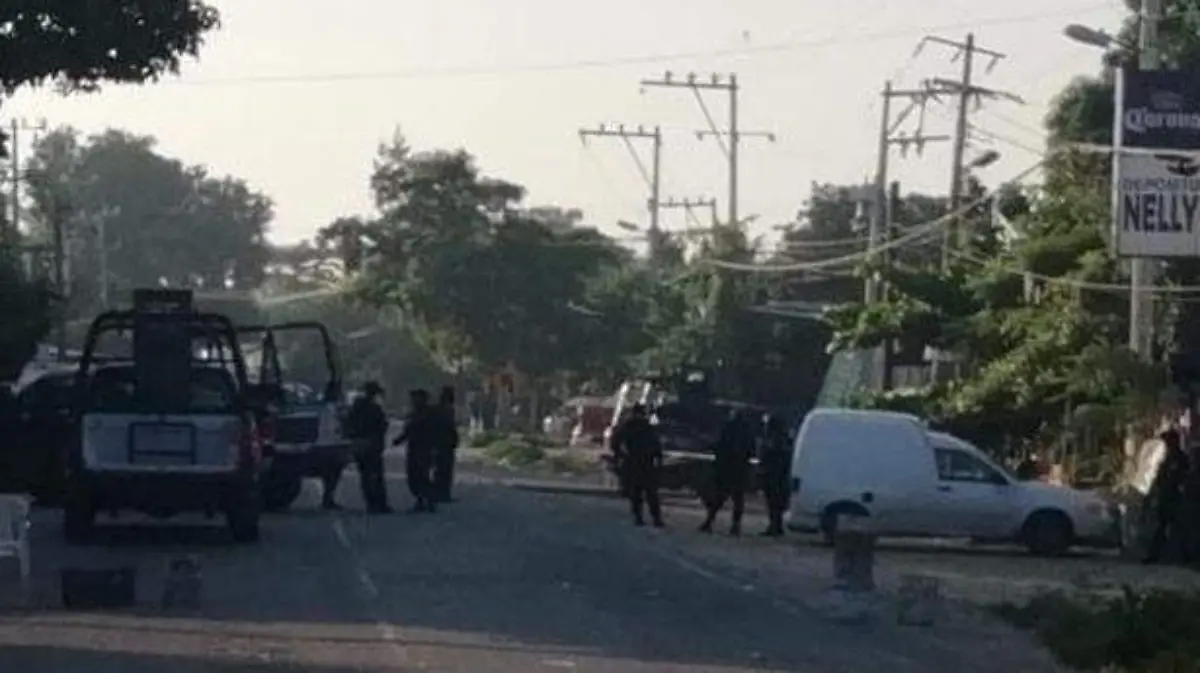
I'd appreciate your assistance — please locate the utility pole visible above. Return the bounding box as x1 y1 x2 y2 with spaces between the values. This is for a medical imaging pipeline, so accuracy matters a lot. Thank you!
866 79 952 388
882 181 901 390
916 35 1020 268
659 196 718 228
1130 0 1161 361
51 195 67 358
579 123 663 238
9 119 18 237
7 117 47 238
640 72 774 228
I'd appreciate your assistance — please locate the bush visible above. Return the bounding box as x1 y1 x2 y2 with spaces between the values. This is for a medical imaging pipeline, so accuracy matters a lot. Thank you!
483 438 546 468
472 430 558 451
995 588 1200 672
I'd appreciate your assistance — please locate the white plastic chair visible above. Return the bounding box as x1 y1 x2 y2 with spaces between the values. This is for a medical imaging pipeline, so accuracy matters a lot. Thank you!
0 494 31 601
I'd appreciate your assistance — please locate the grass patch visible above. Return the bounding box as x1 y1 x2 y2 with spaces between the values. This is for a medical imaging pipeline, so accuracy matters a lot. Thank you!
482 437 547 468
542 451 595 475
994 588 1200 672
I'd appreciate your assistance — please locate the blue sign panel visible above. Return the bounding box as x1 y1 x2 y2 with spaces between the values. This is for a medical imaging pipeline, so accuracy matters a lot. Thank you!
1122 68 1200 150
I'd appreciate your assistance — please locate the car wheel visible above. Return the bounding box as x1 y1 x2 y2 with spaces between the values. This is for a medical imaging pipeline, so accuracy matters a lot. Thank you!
1023 510 1073 557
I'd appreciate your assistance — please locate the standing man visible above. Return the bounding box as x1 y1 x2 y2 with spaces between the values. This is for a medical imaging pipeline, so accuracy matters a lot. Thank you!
393 389 438 513
758 413 792 537
1145 426 1190 563
346 382 392 514
432 386 460 503
699 409 756 536
610 403 664 527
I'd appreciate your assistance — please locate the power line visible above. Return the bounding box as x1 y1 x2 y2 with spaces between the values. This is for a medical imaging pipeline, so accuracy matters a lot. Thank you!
167 4 1112 87
708 155 1048 273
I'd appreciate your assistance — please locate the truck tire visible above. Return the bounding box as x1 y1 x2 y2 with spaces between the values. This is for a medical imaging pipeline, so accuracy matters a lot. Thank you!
63 496 95 544
227 486 261 543
261 475 302 512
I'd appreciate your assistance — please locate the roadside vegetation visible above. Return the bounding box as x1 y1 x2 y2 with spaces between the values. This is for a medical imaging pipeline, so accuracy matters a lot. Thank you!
469 431 598 475
995 588 1200 672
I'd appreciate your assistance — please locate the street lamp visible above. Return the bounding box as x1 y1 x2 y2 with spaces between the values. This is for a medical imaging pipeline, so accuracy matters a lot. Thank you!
967 150 1001 170
1063 24 1123 50
615 219 641 232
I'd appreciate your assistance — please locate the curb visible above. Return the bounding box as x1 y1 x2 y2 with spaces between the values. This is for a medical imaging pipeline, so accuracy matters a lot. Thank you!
504 481 623 499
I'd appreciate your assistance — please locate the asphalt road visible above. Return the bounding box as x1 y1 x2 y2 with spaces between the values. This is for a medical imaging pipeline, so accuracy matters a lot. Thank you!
0 462 1062 672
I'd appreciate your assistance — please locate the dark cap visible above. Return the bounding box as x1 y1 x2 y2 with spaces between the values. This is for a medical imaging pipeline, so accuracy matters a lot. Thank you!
363 381 383 396
630 403 647 416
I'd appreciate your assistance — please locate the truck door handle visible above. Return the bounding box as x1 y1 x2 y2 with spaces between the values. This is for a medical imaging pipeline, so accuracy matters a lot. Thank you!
937 485 952 492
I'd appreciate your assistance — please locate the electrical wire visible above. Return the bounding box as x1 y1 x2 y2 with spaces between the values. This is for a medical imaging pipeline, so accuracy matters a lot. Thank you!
947 246 1200 296
171 4 1113 87
707 156 1050 273
692 88 731 160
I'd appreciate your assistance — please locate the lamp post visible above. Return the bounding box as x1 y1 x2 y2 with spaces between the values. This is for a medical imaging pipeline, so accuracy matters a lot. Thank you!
1065 0 1160 363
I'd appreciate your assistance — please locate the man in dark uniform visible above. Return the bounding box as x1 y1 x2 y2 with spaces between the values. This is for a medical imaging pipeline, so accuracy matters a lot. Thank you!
432 386 459 503
346 382 392 514
1146 426 1190 563
610 403 664 527
393 389 438 513
758 413 791 537
700 409 756 536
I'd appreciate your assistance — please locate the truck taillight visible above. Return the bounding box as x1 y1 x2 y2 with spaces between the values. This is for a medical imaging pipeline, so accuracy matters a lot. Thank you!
258 415 276 444
238 426 262 464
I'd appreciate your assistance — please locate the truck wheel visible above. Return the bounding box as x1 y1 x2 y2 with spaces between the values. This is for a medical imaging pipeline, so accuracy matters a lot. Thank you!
1023 510 1073 557
63 497 95 544
261 476 302 512
227 487 261 543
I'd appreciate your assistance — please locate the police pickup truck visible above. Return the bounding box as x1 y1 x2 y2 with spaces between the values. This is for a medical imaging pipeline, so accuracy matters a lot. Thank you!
64 289 267 543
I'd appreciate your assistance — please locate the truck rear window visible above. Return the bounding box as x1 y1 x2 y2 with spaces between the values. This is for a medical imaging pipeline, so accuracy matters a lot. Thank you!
89 366 238 414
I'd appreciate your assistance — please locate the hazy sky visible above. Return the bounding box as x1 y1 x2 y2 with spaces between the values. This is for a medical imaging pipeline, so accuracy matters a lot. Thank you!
7 0 1125 244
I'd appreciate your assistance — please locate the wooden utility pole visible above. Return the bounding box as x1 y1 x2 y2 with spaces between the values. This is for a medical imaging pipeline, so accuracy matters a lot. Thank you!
579 124 663 243
915 35 1020 268
659 196 718 228
866 79 952 389
641 72 774 228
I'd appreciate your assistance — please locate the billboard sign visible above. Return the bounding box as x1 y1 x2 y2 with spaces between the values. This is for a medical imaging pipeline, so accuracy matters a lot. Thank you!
1116 153 1200 257
1122 69 1200 150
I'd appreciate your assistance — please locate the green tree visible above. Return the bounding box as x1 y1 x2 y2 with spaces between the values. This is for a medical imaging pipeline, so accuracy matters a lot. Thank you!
0 1 219 155
23 127 273 316
349 131 629 412
0 0 219 373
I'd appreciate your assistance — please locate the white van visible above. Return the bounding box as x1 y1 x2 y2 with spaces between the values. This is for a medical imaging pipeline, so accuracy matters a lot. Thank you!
785 409 1118 556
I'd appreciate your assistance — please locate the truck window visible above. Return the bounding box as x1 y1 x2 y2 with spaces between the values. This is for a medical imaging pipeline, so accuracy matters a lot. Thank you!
89 366 238 414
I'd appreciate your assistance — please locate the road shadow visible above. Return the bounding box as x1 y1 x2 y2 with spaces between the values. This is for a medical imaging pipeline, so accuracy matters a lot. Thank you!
70 524 237 549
